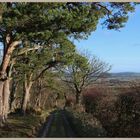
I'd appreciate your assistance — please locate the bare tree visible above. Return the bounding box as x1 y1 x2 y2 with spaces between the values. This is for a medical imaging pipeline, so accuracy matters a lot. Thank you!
59 52 111 104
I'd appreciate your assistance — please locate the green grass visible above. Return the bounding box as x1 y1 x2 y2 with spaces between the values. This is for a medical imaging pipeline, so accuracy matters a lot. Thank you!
0 112 49 138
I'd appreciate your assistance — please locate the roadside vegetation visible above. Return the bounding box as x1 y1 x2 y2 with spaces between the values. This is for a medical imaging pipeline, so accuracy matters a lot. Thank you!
0 110 50 137
82 83 140 137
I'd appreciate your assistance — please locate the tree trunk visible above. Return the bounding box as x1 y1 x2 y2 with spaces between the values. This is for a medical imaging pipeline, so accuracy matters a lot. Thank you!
9 80 18 112
74 83 81 105
0 38 21 125
0 41 21 77
0 79 10 126
75 91 80 104
0 81 4 126
63 93 67 110
21 81 32 115
3 78 10 121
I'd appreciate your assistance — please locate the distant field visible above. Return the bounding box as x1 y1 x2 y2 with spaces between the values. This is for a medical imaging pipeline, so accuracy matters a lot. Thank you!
92 72 140 89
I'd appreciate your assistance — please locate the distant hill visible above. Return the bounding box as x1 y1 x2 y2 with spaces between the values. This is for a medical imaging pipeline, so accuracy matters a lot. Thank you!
109 72 140 78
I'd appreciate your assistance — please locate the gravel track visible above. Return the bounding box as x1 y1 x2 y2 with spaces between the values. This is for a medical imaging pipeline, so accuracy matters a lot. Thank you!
39 109 75 137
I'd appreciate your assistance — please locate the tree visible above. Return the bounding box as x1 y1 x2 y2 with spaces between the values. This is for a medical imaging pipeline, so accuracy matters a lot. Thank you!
13 39 75 114
59 53 110 104
0 2 137 125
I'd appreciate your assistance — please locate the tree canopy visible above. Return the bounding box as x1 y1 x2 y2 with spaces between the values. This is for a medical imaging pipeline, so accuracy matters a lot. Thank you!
0 2 137 44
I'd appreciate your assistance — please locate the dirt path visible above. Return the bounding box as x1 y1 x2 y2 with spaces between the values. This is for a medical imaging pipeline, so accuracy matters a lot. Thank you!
39 109 75 137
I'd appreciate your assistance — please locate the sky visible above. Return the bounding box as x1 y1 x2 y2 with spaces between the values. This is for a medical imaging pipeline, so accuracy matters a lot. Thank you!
74 5 140 73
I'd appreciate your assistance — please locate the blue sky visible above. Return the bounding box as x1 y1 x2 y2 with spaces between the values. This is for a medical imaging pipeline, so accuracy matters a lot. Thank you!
74 5 140 73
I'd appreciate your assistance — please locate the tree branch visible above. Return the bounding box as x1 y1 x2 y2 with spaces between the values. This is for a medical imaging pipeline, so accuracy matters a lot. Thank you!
14 44 44 57
33 60 60 81
94 3 112 14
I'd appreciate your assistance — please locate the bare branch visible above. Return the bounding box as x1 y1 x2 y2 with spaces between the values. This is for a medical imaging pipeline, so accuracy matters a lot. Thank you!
94 3 112 15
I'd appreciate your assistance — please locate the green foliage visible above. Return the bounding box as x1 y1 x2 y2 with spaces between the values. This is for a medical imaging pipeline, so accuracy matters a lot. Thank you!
0 2 137 43
13 38 76 83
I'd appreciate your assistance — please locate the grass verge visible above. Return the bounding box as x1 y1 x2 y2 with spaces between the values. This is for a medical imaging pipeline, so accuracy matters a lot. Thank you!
0 111 50 138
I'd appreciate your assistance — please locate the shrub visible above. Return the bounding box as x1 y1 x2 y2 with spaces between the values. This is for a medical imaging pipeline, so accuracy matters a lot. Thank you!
65 108 107 137
65 96 76 107
82 87 103 114
26 107 42 115
112 91 140 137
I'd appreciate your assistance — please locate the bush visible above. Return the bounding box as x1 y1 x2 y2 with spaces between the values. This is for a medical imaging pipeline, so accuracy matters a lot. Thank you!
65 96 76 108
26 107 42 115
112 91 140 137
83 87 103 114
115 92 136 116
65 108 107 137
82 85 140 137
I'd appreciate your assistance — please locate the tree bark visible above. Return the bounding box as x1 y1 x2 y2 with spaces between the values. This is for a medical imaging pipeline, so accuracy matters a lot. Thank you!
3 78 10 120
0 78 10 126
9 80 18 112
0 39 21 125
76 92 80 104
21 80 32 115
0 81 4 126
0 41 21 78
